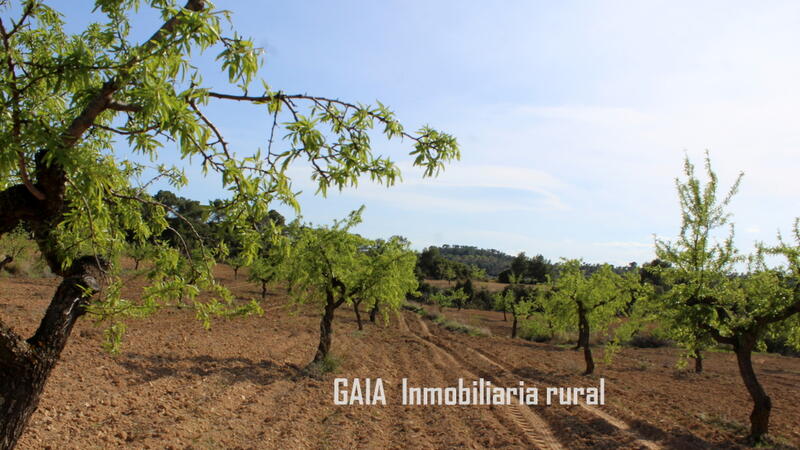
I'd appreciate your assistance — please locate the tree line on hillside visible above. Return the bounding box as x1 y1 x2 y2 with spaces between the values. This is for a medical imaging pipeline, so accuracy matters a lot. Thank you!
433 245 514 276
428 244 644 285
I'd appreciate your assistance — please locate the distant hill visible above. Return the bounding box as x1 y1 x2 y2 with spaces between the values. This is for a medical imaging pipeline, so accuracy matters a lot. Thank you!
435 245 515 277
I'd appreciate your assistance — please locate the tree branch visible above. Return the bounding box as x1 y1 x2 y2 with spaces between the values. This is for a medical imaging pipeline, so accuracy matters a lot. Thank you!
760 299 800 325
207 91 419 141
17 152 45 201
105 100 142 113
698 322 737 346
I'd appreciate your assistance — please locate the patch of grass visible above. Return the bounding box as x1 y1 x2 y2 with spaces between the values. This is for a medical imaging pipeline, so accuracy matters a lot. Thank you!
305 353 342 377
697 412 747 435
627 332 672 349
350 329 366 338
404 303 490 336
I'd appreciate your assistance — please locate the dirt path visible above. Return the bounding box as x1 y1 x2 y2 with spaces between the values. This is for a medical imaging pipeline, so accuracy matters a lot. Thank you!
403 311 564 450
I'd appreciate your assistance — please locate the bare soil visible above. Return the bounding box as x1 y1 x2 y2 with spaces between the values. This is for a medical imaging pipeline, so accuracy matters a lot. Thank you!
2 268 799 449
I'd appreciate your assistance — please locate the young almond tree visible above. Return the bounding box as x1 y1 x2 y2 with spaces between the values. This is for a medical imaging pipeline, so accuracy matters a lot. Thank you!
656 155 800 443
0 226 30 272
499 275 537 339
247 254 280 301
127 240 156 271
547 260 628 375
282 209 418 364
430 288 468 313
350 237 418 330
0 1 458 447
655 155 742 374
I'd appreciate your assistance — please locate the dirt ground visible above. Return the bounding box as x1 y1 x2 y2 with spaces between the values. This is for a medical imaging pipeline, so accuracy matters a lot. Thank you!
2 268 800 449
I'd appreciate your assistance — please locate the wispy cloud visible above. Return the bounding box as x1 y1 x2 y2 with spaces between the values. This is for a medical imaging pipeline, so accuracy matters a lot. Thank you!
592 241 654 249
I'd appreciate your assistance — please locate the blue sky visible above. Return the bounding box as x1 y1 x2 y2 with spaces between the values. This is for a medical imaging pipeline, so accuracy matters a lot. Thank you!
61 1 800 264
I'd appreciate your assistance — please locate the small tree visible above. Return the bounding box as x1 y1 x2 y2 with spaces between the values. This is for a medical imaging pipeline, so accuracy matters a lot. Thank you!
508 289 536 339
547 260 628 375
0 227 30 272
350 237 417 330
493 290 511 321
248 257 278 301
655 155 743 373
282 209 418 363
127 241 156 271
440 264 457 286
500 274 537 338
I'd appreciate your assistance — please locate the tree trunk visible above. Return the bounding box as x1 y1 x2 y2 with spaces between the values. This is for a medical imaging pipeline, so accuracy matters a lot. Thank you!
735 338 771 444
577 303 594 375
0 258 103 450
0 256 12 273
353 300 363 331
369 302 379 323
233 267 239 280
502 308 507 321
511 314 518 338
694 350 703 373
582 340 595 375
134 258 140 271
313 299 338 363
260 281 267 300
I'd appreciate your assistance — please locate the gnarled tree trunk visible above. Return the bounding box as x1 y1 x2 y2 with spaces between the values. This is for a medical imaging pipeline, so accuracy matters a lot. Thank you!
734 336 771 444
0 256 12 272
313 288 345 364
369 302 379 323
576 302 594 375
353 300 363 331
694 350 703 373
511 314 518 338
0 258 104 450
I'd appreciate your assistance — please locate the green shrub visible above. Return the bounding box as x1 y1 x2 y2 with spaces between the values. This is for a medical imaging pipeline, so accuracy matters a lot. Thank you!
519 318 552 342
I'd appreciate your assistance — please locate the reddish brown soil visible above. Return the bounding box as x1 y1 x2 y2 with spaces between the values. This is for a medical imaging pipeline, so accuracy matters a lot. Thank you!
2 268 799 449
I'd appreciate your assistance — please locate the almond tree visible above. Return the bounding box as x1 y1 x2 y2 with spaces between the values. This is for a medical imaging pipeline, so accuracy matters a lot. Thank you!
350 237 418 330
0 226 29 272
281 209 418 363
656 155 800 443
498 274 537 338
547 260 628 375
655 155 741 374
0 1 458 447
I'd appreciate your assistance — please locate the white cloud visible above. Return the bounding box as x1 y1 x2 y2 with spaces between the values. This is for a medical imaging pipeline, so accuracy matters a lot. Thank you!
592 241 654 249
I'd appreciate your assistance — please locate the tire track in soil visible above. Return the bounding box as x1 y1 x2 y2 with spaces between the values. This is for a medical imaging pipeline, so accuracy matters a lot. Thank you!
399 313 513 448
404 311 564 450
395 310 410 333
424 328 650 449
392 311 491 447
387 337 436 449
465 345 663 450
